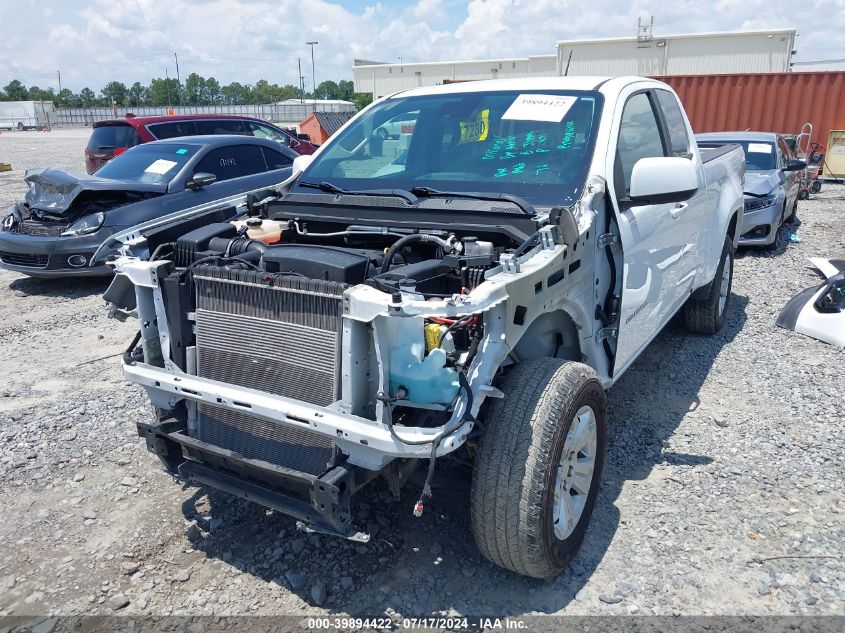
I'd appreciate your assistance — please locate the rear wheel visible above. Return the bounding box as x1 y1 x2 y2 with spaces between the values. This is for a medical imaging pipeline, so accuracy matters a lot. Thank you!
470 358 607 578
376 127 388 140
16 122 24 131
682 235 733 334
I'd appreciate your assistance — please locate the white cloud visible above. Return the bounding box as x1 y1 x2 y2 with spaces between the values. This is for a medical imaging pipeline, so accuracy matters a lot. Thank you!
1 0 843 92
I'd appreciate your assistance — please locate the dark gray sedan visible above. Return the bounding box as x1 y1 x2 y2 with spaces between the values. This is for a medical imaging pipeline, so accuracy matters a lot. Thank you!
0 135 294 277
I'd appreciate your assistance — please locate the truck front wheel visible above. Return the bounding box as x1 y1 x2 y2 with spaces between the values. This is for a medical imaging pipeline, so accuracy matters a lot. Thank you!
470 358 606 578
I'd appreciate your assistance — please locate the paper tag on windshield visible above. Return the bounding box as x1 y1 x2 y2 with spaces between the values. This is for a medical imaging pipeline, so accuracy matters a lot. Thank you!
747 143 772 154
502 94 577 123
459 109 489 144
144 159 178 175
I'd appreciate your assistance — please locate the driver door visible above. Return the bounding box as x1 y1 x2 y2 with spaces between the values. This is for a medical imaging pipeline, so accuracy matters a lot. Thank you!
609 90 689 375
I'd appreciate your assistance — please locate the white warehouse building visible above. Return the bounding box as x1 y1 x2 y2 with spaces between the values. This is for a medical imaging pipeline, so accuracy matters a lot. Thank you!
353 28 796 98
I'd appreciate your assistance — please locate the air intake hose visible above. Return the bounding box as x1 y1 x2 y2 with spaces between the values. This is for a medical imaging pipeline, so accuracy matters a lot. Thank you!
208 236 269 257
380 233 457 274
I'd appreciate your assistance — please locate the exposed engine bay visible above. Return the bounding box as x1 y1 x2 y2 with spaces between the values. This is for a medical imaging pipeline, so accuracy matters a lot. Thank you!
120 185 566 390
159 213 504 401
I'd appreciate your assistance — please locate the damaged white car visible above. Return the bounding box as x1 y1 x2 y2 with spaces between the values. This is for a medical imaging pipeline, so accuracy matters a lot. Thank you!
103 77 745 578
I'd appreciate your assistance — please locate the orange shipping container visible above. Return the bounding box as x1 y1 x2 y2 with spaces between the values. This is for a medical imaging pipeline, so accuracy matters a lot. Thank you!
660 71 845 153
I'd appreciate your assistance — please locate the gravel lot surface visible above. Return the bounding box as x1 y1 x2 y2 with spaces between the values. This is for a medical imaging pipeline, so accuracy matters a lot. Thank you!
0 128 843 619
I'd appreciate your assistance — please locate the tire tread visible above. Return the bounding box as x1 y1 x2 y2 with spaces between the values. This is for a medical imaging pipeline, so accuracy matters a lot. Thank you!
470 358 605 578
681 236 732 335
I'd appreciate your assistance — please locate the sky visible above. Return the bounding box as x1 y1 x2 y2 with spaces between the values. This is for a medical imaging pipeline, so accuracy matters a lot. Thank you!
1 0 844 93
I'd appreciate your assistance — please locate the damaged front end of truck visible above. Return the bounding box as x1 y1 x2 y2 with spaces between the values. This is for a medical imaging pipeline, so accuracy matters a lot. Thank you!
103 182 603 542
103 85 612 543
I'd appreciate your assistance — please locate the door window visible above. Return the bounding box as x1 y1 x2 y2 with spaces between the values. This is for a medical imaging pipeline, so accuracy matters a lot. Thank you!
247 121 295 146
655 90 691 158
194 119 249 135
193 145 267 182
261 147 294 170
616 92 666 195
148 121 197 139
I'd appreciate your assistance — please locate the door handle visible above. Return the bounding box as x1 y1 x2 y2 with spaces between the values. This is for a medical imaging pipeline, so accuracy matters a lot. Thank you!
670 202 688 219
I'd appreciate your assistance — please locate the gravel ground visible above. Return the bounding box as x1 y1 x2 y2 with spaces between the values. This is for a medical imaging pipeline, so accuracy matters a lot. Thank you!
0 128 843 619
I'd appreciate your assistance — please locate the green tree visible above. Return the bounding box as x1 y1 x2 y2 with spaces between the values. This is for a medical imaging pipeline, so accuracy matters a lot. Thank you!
79 87 97 107
278 84 299 101
27 85 56 101
351 92 372 111
221 81 250 105
314 80 340 100
101 81 128 105
128 82 147 107
205 77 222 104
250 79 279 104
3 79 28 100
146 77 181 107
184 72 207 105
78 88 94 106
57 88 80 107
337 79 355 101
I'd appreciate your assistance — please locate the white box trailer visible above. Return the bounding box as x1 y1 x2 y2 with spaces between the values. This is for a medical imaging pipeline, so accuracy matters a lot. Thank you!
0 101 57 130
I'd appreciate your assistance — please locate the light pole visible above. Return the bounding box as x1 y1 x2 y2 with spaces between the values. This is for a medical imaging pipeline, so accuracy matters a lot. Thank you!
306 41 318 112
174 52 181 105
298 57 303 103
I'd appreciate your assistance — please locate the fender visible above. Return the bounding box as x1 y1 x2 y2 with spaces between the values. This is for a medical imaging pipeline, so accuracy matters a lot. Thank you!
698 150 745 288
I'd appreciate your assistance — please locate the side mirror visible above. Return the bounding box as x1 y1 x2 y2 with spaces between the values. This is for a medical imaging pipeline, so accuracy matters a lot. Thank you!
625 157 699 208
186 172 216 190
292 154 314 175
784 159 807 172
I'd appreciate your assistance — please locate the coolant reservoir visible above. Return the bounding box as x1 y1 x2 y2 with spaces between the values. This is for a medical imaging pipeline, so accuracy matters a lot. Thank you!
384 316 460 406
231 218 284 244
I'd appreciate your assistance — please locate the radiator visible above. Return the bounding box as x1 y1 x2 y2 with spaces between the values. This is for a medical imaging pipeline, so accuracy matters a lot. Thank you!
191 266 347 476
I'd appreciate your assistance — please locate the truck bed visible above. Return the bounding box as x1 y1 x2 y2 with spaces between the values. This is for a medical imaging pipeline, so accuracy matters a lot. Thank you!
699 143 742 163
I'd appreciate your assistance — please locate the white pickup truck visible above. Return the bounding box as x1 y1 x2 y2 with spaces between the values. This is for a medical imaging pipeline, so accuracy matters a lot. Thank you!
104 76 745 578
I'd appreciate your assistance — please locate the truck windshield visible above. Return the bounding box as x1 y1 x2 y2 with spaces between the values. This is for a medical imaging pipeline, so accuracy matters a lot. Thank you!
297 90 603 208
95 143 199 183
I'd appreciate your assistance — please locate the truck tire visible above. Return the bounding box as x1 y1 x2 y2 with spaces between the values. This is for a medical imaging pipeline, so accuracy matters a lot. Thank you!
682 236 733 334
16 122 24 131
470 358 607 578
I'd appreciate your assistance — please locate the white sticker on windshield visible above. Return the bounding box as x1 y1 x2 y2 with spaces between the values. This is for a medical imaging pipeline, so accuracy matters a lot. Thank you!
747 143 772 154
144 159 178 175
501 94 577 123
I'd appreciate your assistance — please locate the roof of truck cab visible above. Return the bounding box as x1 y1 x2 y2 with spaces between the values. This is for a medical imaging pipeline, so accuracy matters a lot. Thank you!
696 131 779 142
390 76 622 98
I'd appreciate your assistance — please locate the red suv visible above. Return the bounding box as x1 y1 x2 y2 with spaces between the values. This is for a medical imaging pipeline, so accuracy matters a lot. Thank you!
84 114 318 174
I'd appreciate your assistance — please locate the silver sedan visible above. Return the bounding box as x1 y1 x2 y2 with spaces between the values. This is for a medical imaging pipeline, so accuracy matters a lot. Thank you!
696 131 806 248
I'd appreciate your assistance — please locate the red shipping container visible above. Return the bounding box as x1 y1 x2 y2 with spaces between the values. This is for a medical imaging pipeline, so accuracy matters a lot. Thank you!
660 71 845 153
